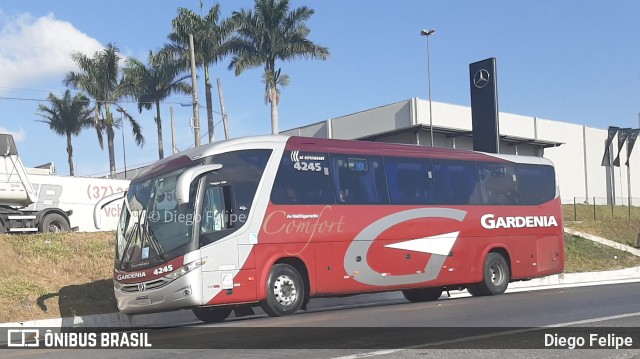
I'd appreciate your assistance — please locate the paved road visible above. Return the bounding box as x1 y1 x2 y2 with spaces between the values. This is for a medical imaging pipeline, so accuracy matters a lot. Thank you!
1 282 640 358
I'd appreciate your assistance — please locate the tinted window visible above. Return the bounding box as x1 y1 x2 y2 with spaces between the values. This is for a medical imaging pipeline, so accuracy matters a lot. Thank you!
331 155 389 204
271 151 334 204
517 164 556 205
210 149 271 211
199 149 271 245
432 160 482 205
385 157 437 205
477 163 519 205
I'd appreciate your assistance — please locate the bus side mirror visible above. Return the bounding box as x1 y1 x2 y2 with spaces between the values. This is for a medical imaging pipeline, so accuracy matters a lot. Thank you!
176 164 223 205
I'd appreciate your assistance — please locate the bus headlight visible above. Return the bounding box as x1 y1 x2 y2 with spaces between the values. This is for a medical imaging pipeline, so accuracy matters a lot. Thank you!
164 258 207 280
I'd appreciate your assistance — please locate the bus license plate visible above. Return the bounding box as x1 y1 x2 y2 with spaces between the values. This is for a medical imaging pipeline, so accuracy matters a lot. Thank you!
136 297 152 305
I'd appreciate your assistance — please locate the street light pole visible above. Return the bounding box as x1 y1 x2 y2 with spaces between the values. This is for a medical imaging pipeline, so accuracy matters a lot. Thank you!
116 108 128 179
420 28 436 147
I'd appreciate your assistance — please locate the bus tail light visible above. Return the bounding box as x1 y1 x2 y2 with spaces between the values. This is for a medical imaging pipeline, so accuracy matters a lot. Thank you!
164 258 207 280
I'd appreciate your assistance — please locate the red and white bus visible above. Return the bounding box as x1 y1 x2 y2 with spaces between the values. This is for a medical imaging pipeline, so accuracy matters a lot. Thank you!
97 135 564 322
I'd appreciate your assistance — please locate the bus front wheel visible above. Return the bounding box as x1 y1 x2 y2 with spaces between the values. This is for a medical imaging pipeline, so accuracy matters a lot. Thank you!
468 252 510 296
192 306 232 323
402 287 443 302
261 264 305 317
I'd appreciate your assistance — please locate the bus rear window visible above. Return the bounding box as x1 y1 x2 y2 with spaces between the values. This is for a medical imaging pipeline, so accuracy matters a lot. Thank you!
516 164 556 205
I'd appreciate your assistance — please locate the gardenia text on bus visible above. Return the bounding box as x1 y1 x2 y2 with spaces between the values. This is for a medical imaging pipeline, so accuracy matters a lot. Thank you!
481 214 558 229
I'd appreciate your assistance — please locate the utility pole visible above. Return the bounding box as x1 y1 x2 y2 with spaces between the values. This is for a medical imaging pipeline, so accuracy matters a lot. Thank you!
170 106 177 155
420 28 436 147
189 34 201 147
217 78 230 140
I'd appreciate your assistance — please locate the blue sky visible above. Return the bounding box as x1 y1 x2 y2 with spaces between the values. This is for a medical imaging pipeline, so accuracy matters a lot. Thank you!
0 0 639 177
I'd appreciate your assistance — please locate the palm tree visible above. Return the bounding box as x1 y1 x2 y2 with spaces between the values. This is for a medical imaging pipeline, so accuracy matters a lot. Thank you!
123 51 192 159
226 0 329 135
36 90 93 176
64 43 144 178
168 4 235 143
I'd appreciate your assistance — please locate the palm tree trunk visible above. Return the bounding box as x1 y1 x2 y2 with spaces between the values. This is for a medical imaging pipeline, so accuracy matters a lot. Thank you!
156 101 164 159
107 126 116 178
205 66 215 143
66 133 74 176
269 85 279 135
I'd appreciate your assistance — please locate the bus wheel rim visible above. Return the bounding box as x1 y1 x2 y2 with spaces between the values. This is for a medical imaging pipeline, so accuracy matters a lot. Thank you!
273 274 298 306
490 263 504 286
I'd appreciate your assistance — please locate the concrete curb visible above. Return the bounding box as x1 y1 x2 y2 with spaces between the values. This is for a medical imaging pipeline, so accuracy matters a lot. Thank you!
2 265 640 329
564 227 640 256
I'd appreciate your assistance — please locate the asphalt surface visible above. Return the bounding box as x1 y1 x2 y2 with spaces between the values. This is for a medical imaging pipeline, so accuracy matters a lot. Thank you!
1 282 640 358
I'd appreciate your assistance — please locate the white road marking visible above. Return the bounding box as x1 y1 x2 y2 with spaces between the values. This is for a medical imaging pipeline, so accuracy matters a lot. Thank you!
330 349 404 359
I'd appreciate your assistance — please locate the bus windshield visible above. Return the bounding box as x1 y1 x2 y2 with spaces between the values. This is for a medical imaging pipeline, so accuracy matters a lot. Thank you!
116 168 195 269
115 149 273 271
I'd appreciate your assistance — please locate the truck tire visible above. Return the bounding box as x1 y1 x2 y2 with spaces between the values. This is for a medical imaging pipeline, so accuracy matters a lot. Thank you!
192 306 232 323
261 264 304 317
39 213 70 233
402 287 443 302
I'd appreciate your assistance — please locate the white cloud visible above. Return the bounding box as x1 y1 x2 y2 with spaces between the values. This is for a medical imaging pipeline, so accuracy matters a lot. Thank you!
0 127 26 142
0 12 103 89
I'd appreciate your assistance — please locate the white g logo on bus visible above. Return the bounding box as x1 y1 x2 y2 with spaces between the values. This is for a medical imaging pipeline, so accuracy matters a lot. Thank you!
344 208 467 286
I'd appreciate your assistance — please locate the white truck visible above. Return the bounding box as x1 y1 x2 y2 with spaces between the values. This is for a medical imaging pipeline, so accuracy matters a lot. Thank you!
0 133 129 233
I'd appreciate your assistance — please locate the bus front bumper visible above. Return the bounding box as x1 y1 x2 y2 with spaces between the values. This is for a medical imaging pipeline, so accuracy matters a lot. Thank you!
114 269 203 314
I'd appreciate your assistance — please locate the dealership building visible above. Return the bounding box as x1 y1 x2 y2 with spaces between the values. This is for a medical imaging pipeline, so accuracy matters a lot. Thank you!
282 98 638 205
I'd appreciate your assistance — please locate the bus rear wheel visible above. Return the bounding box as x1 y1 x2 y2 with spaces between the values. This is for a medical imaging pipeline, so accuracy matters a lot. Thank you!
468 252 510 296
192 306 232 323
261 264 304 317
402 287 443 302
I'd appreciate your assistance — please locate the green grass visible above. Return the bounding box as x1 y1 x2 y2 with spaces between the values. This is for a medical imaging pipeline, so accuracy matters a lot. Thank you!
0 278 47 302
5 233 74 265
563 204 640 247
0 232 115 322
564 234 640 272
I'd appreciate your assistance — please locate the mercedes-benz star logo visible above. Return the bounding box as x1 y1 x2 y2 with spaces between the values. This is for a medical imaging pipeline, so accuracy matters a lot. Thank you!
473 69 490 89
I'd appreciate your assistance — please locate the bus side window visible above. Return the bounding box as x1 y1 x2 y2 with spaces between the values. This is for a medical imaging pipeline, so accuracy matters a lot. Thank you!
385 157 436 205
330 155 388 204
433 160 480 205
201 185 233 235
271 151 334 205
477 164 519 205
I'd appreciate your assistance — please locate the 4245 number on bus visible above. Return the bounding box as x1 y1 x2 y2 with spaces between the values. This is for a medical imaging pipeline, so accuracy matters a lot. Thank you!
293 161 322 172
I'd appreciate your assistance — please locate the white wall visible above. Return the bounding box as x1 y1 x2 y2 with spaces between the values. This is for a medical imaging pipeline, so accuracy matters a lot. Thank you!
419 101 472 131
281 121 328 138
330 101 412 140
582 126 608 202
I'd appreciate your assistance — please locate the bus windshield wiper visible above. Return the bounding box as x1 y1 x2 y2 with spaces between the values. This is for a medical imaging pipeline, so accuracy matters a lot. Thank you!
142 211 165 262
